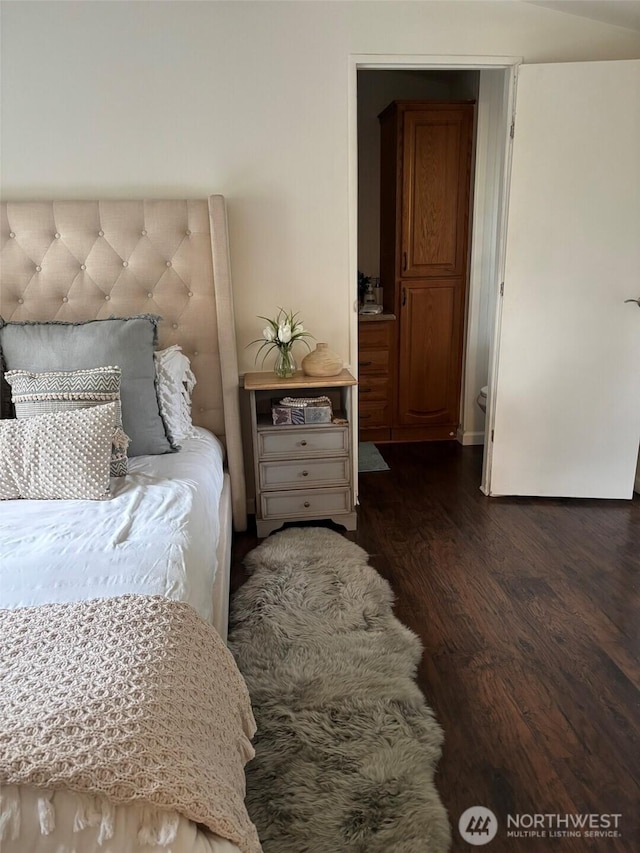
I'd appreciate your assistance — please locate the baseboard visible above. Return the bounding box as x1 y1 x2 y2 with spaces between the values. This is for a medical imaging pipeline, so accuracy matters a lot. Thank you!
457 428 485 446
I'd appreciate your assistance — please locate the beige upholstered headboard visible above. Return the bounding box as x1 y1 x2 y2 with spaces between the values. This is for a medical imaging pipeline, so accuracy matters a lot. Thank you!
0 195 246 531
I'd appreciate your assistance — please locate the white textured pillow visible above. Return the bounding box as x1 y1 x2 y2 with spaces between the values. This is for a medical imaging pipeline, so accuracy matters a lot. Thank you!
0 403 118 501
4 366 129 477
154 346 197 444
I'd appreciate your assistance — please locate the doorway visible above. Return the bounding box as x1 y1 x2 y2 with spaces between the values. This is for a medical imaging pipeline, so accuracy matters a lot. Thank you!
349 58 515 496
352 57 640 502
357 71 479 445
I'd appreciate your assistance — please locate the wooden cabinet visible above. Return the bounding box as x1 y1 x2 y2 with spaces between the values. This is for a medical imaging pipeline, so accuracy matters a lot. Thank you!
244 370 357 538
378 100 474 442
358 318 395 442
397 280 464 433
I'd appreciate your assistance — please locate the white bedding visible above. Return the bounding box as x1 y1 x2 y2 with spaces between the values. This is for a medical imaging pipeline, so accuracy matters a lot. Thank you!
3 787 244 853
0 428 249 852
0 427 224 623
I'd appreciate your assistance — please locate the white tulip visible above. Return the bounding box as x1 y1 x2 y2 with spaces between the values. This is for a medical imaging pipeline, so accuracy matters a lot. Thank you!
263 326 276 342
278 323 292 343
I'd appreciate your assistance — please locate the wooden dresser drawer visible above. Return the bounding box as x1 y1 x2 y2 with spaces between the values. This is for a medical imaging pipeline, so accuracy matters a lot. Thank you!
358 319 394 441
358 376 389 402
258 426 349 460
259 457 350 490
359 323 392 348
261 487 352 520
359 401 390 428
358 349 389 375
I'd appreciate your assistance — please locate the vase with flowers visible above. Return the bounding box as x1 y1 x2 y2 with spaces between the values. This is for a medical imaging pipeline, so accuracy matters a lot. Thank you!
249 308 314 378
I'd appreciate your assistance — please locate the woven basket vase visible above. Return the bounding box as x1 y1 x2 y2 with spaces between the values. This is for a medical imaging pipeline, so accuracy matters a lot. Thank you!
301 343 343 377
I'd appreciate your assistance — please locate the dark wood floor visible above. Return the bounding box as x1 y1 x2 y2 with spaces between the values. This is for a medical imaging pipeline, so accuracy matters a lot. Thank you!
232 442 640 852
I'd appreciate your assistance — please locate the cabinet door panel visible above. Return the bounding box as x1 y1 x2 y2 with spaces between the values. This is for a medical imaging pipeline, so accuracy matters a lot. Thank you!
397 280 463 425
401 108 473 278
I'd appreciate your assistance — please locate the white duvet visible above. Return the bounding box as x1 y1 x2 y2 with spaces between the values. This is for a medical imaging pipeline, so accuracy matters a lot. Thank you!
0 428 249 853
0 427 224 623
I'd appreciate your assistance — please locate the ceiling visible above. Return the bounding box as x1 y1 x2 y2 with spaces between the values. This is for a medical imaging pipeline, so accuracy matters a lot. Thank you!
526 1 640 32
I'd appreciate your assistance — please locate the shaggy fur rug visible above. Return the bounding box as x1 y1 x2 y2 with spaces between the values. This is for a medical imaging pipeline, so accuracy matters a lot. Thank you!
228 528 451 852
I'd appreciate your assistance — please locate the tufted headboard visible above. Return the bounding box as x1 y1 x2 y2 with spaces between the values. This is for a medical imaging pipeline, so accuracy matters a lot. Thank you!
0 195 246 531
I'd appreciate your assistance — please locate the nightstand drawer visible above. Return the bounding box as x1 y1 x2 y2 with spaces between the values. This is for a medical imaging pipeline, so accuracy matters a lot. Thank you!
358 376 389 402
259 457 350 490
358 349 389 374
261 487 351 520
258 426 349 459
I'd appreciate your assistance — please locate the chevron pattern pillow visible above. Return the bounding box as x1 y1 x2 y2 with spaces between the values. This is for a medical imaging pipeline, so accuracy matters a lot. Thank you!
5 367 129 477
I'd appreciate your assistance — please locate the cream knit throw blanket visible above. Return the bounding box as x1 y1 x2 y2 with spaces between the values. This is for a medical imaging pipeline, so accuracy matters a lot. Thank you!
0 595 262 853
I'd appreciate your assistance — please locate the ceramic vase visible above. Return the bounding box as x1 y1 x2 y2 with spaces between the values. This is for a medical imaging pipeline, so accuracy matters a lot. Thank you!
301 343 342 377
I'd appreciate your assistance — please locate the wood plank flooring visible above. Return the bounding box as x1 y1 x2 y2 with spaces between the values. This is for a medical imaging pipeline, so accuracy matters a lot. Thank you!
231 442 639 852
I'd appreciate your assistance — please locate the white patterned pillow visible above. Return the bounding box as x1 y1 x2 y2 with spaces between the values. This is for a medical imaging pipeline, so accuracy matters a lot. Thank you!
4 367 129 477
0 403 117 500
154 346 197 445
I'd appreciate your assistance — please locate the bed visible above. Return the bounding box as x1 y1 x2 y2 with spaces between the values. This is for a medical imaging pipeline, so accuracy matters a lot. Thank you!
0 428 226 622
0 198 261 852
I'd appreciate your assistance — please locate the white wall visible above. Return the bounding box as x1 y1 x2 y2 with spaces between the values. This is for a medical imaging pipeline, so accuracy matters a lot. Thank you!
3 1 640 373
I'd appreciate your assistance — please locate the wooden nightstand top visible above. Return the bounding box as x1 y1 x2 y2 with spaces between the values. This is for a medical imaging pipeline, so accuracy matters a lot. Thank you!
242 369 356 391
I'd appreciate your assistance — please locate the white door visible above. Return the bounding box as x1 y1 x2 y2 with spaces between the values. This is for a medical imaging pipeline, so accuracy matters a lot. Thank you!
488 59 640 499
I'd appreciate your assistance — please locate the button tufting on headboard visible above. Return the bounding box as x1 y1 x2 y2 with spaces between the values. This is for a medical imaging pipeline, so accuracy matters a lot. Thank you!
1 199 222 437
1 196 247 530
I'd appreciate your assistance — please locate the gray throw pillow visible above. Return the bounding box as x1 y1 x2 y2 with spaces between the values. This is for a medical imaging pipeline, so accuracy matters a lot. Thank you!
0 316 175 457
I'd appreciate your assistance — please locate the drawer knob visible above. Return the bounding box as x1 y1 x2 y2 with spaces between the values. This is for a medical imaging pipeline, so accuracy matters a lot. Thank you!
302 470 309 477
359 360 373 367
303 501 311 508
300 440 307 446
360 388 372 394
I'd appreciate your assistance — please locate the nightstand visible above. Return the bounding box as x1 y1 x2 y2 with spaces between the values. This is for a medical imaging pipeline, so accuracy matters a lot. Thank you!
243 369 357 538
